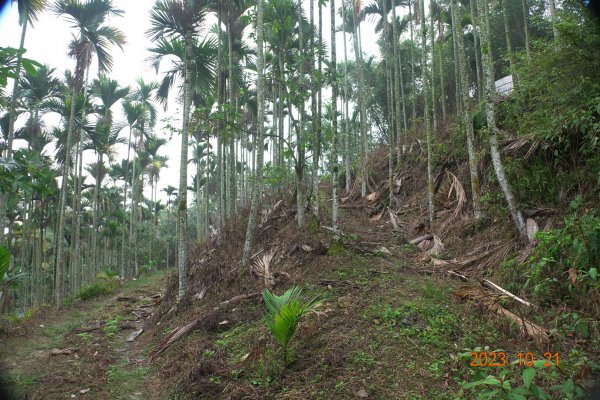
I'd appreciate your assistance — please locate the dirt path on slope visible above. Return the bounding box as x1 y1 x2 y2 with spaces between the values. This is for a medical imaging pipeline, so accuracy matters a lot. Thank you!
0 271 168 400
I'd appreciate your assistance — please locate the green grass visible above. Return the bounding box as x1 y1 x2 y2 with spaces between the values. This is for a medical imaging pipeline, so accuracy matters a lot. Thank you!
1 373 38 398
107 362 151 399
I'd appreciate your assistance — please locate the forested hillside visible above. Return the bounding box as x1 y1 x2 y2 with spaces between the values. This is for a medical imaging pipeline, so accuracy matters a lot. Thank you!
0 0 599 398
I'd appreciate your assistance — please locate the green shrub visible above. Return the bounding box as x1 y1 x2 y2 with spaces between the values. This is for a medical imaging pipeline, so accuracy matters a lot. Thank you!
525 209 600 311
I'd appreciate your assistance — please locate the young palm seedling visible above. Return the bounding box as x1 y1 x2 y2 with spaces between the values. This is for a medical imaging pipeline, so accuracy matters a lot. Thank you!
262 286 320 367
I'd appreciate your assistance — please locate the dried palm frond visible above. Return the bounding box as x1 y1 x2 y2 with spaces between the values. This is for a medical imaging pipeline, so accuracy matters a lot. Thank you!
431 240 515 274
427 235 445 256
252 250 276 288
456 284 548 344
447 171 467 218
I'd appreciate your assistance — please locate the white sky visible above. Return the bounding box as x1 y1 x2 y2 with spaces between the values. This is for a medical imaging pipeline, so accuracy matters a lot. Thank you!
0 0 390 203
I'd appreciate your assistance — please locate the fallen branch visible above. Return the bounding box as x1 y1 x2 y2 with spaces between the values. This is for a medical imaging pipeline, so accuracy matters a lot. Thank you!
447 270 470 282
410 234 434 245
482 279 533 308
149 292 261 360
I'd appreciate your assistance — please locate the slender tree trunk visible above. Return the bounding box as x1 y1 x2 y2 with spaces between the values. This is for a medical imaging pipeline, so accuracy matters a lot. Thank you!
296 0 305 228
478 0 527 239
521 0 531 60
437 40 446 120
419 0 435 226
310 0 320 218
0 22 27 247
450 5 463 115
242 0 265 267
177 31 194 300
392 1 404 164
343 6 351 193
453 1 481 220
501 0 516 76
429 0 437 133
55 87 78 306
409 3 417 128
330 0 339 239
351 7 368 197
384 0 394 207
469 0 483 101
548 0 558 39
312 1 323 220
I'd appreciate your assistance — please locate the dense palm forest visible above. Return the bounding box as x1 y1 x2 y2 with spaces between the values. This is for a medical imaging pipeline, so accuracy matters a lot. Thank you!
1 0 600 397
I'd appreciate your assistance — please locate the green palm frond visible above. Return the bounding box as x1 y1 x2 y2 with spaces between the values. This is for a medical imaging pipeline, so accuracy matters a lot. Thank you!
262 286 320 365
14 0 47 25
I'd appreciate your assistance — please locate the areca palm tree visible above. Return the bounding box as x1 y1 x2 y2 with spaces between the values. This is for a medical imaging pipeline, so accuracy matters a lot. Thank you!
89 75 128 272
147 0 211 300
0 0 47 248
120 99 144 278
52 0 125 305
242 0 265 267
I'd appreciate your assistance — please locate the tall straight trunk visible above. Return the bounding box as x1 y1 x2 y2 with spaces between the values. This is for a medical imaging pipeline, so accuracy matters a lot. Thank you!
392 1 404 161
521 0 531 60
216 9 224 230
478 0 527 239
453 1 481 220
548 0 558 39
343 6 351 193
419 0 434 226
278 53 285 174
330 0 339 239
0 22 28 247
296 0 305 228
437 43 446 120
450 5 462 115
55 87 78 306
384 0 394 207
310 0 320 218
242 0 265 267
312 1 323 220
351 7 368 197
469 0 483 102
429 0 437 133
177 31 193 300
408 3 417 128
501 0 516 76
91 151 103 276
196 159 202 241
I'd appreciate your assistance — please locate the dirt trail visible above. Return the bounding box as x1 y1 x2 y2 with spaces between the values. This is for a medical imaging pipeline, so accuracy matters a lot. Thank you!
0 272 167 400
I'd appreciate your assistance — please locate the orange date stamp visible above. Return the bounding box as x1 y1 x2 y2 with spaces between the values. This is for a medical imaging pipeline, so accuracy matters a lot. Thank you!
469 351 560 367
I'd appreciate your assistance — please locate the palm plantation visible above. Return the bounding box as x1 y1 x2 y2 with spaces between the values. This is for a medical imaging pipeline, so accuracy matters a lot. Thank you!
1 0 600 397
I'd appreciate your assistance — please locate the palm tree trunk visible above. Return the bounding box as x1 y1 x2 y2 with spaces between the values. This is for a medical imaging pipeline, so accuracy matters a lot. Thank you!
55 87 78 306
437 34 446 120
0 22 28 247
453 1 481 220
429 0 437 133
469 0 483 101
296 0 305 228
522 0 531 60
409 2 417 128
450 6 463 115
330 0 339 239
313 0 323 217
196 157 202 241
419 0 435 226
310 0 320 218
478 0 527 239
242 0 265 267
501 0 516 76
177 31 193 300
548 0 558 39
351 5 368 197
343 5 351 193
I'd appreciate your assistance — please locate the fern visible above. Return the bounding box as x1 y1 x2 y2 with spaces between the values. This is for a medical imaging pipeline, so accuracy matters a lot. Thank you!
262 286 320 366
